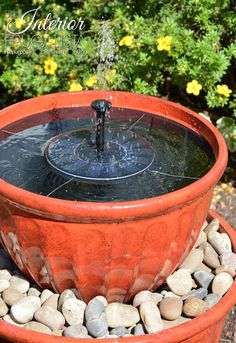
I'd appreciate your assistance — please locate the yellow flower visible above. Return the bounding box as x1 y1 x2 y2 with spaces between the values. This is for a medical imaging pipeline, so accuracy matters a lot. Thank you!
119 35 134 47
157 36 172 51
15 18 25 29
216 84 232 98
186 80 202 96
47 38 57 47
105 69 116 82
85 75 98 88
69 82 83 92
44 57 58 75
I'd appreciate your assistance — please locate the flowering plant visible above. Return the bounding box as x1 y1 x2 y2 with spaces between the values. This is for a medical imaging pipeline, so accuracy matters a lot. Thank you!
0 0 235 151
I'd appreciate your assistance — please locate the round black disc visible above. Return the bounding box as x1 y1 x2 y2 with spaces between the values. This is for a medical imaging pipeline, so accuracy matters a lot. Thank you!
45 128 155 181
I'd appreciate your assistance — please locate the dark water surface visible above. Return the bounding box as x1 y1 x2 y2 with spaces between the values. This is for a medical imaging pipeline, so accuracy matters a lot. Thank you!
0 107 215 202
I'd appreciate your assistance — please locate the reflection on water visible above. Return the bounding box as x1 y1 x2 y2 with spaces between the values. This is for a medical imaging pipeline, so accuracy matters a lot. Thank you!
0 107 215 202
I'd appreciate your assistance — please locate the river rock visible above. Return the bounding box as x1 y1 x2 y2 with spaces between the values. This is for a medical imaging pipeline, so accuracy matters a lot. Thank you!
93 296 108 307
0 279 10 292
204 293 221 308
140 301 163 333
183 297 208 317
204 219 219 234
63 324 89 338
11 296 41 324
42 294 59 309
62 298 86 326
2 288 24 306
3 314 25 327
180 249 204 273
193 231 207 249
110 327 129 337
203 243 220 268
193 270 214 289
215 264 236 277
182 287 208 301
162 316 191 329
0 269 11 281
86 298 108 337
40 289 54 304
220 252 236 270
34 305 65 331
9 276 30 294
212 272 233 296
28 287 41 297
133 290 162 307
207 231 231 255
58 289 76 310
0 297 8 316
24 321 52 334
134 323 145 336
166 269 192 296
195 262 212 273
159 297 183 320
105 303 139 329
161 291 179 298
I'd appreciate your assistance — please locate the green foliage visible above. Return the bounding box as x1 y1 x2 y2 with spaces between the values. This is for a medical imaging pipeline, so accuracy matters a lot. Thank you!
0 0 235 150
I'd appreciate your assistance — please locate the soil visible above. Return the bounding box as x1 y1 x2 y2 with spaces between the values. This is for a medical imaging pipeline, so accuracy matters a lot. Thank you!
211 182 236 342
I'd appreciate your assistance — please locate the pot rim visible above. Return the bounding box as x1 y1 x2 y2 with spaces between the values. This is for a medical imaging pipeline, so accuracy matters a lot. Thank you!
0 91 228 220
0 210 235 342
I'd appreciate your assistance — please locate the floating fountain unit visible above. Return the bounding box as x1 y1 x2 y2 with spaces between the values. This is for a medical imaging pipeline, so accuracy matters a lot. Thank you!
0 91 228 305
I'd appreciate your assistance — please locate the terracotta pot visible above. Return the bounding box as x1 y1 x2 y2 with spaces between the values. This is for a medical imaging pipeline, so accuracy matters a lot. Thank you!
0 210 235 343
0 91 227 303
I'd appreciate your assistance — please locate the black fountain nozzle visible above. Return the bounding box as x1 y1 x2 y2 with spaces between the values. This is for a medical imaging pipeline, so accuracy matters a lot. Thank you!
91 99 112 154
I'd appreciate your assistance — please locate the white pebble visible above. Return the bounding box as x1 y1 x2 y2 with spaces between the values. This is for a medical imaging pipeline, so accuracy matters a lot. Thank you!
11 296 41 324
212 272 233 297
105 303 140 328
9 276 29 294
62 298 86 326
140 301 163 333
166 269 193 296
133 290 162 307
34 305 65 331
0 269 11 281
0 279 10 292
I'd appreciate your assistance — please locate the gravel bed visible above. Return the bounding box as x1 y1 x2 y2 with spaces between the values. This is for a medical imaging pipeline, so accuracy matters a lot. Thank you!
0 218 235 339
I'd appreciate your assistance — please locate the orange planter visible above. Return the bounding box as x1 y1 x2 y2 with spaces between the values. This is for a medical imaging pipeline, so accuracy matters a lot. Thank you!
0 91 228 303
0 211 235 343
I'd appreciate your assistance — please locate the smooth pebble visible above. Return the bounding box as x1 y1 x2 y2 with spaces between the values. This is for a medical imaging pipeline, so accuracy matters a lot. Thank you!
193 270 214 289
159 297 183 321
140 301 163 333
212 272 233 296
215 264 236 277
62 298 86 326
166 269 192 296
9 276 29 294
133 290 162 307
63 324 89 338
183 297 208 317
34 305 65 331
2 288 24 306
207 231 231 255
105 303 139 328
24 321 52 334
0 297 8 316
204 293 221 308
180 249 204 274
0 279 10 292
11 296 41 324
